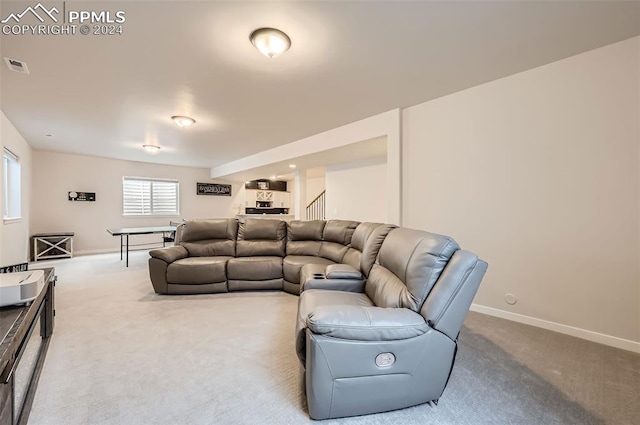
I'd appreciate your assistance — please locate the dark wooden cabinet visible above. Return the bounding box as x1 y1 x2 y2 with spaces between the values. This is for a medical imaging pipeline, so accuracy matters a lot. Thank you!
244 180 287 191
0 268 55 425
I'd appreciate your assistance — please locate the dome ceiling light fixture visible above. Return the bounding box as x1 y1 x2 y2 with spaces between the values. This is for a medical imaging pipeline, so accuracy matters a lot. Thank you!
171 115 196 128
250 28 291 58
143 144 161 153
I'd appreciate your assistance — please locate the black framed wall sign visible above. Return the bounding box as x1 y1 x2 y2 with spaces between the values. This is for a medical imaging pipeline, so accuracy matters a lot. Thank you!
197 182 232 196
68 191 96 201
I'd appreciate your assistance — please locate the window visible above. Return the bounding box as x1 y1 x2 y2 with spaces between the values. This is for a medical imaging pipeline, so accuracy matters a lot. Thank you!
2 147 21 221
122 177 179 216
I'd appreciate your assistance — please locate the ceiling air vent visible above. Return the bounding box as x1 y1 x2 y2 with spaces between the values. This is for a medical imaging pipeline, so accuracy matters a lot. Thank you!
4 57 29 74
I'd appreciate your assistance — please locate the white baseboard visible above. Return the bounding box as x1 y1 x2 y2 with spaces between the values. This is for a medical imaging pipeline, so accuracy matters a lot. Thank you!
470 304 640 354
74 248 120 256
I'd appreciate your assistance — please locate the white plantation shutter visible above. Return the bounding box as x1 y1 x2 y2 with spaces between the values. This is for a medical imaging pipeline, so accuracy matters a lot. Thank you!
123 177 179 216
123 179 151 215
151 180 178 215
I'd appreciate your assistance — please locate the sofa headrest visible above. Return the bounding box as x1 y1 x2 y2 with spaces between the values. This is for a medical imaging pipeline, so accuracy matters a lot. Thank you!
351 222 386 252
287 220 325 241
181 219 238 242
323 220 360 245
360 224 396 277
239 219 286 241
371 228 460 311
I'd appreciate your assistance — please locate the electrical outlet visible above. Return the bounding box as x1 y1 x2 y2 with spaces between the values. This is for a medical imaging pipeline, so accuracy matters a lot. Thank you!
504 293 517 305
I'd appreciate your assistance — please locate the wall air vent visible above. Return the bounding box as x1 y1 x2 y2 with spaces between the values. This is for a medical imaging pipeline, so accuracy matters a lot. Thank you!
4 57 29 74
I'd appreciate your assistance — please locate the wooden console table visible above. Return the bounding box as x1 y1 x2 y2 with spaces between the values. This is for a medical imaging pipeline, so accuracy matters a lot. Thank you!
0 268 55 425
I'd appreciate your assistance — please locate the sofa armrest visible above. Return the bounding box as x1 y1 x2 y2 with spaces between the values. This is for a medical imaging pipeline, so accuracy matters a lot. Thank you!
325 264 363 279
307 305 428 341
303 279 365 293
300 264 365 293
149 246 188 263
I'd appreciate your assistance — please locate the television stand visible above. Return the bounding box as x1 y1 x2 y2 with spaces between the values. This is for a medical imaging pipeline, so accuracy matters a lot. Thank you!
0 267 55 425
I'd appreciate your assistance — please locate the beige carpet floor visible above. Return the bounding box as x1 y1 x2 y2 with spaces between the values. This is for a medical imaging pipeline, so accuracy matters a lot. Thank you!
27 251 640 424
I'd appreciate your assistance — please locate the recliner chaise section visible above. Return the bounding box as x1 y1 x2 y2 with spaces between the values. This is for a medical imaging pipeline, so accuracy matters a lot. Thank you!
295 227 488 419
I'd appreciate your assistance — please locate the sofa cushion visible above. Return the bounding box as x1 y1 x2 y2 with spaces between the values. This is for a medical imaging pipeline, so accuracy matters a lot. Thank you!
166 256 231 285
287 220 325 256
319 242 348 263
168 282 228 295
236 219 287 257
287 240 323 257
322 220 360 245
341 247 361 271
181 218 237 242
351 222 385 252
183 240 236 257
239 218 286 240
298 290 374 326
181 219 237 257
228 279 283 291
341 222 386 270
284 255 334 284
296 289 374 362
366 228 459 312
236 240 285 257
288 220 325 241
227 256 283 280
363 265 406 309
360 224 396 277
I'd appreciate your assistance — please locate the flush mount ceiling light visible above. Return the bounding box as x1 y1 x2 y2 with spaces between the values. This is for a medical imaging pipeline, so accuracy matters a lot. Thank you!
4 57 29 74
143 144 161 152
288 164 296 169
250 28 291 58
171 115 196 128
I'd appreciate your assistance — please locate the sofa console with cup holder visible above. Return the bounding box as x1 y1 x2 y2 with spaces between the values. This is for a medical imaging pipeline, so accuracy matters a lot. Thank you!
147 218 488 419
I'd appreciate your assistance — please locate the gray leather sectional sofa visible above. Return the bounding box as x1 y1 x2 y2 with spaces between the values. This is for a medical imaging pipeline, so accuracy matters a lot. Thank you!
148 218 488 419
148 218 365 295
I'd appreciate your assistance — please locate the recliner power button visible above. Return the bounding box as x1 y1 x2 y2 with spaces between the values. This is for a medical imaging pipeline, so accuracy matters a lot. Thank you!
375 352 395 367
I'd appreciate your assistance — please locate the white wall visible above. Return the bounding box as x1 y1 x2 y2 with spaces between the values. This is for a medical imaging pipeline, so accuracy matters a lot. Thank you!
402 37 640 347
306 176 326 205
287 174 324 218
31 151 243 254
0 111 32 266
325 157 387 223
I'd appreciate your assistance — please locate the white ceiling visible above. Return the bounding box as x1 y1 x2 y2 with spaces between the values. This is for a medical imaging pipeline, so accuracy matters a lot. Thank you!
1 1 639 170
